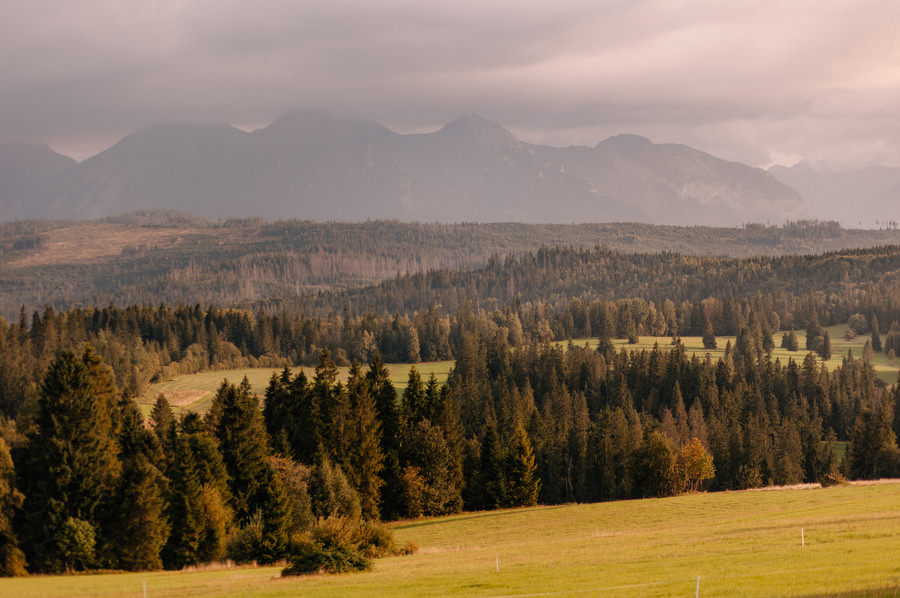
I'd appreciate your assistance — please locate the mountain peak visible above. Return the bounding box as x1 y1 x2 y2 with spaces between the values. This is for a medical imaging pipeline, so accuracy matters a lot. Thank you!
600 133 653 149
437 114 515 147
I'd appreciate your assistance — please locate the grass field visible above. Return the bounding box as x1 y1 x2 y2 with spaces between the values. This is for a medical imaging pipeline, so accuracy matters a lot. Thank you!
565 324 900 386
4 482 899 597
138 361 454 415
141 323 899 416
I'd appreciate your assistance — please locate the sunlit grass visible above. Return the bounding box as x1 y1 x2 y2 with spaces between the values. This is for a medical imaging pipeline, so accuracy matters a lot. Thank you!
4 483 899 597
138 361 454 415
565 324 900 385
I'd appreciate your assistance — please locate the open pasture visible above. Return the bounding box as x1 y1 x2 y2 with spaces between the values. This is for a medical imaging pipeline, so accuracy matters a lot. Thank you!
138 360 454 414
3 482 899 597
566 324 900 385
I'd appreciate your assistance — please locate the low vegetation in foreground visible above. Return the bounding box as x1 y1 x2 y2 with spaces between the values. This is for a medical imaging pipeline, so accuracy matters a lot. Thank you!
1 482 898 597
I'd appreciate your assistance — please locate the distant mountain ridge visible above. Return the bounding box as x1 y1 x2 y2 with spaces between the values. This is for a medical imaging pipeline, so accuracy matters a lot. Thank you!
768 161 900 227
2 112 809 225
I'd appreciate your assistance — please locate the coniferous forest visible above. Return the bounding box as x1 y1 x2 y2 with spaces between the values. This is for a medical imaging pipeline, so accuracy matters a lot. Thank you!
1 241 899 575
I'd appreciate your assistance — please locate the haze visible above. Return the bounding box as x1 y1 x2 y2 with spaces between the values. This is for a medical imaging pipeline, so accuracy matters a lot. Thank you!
2 1 899 168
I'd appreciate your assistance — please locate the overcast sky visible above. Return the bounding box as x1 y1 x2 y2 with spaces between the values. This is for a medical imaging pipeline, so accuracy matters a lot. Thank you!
2 0 899 168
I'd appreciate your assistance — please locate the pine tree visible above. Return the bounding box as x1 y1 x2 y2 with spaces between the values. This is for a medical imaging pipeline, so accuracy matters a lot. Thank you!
478 425 507 509
111 456 169 570
346 371 384 520
0 438 26 576
505 425 540 507
163 430 206 568
402 366 426 423
163 413 231 568
820 330 833 361
20 348 121 572
108 398 169 570
702 318 717 350
871 315 883 352
149 395 177 469
212 378 289 561
366 354 403 519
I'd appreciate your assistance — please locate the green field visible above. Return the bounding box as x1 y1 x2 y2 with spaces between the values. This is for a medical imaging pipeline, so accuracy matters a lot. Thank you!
141 323 898 416
564 325 900 386
4 482 899 597
138 361 454 415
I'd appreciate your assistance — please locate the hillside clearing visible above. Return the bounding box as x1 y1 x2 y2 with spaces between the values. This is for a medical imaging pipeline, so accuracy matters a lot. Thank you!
139 360 454 414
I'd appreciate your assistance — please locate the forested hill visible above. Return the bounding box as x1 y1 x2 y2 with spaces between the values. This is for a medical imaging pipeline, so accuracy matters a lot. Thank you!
2 214 900 318
266 244 900 318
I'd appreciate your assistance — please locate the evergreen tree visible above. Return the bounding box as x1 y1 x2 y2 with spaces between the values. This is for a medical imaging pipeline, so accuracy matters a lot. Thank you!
477 425 508 509
402 366 426 423
400 420 461 517
505 425 540 507
149 395 177 469
819 330 833 361
871 315 883 352
163 413 231 568
366 354 403 519
0 438 26 576
211 378 289 561
108 398 169 570
346 367 384 520
702 318 717 350
20 348 121 572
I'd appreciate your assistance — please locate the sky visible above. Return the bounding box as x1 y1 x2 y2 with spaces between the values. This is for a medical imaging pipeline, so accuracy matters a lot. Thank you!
2 0 899 168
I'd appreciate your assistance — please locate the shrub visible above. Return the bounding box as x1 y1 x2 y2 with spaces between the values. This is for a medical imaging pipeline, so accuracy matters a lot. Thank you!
281 541 370 576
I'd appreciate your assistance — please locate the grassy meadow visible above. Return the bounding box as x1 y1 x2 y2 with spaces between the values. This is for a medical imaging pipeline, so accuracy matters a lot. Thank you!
138 361 454 415
565 324 900 386
4 482 899 597
139 323 899 416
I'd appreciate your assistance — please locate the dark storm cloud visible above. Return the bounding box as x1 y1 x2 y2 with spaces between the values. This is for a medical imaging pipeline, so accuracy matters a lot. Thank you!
2 0 899 167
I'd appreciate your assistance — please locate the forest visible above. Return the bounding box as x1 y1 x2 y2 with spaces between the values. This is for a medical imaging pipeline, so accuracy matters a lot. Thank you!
3 214 900 319
0 242 899 576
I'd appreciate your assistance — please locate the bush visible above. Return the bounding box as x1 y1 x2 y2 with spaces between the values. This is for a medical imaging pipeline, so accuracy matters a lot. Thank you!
352 520 397 559
281 541 370 575
280 516 415 577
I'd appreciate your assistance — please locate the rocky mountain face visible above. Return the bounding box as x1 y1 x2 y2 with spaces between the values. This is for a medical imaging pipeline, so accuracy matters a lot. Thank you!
2 112 809 225
769 161 900 227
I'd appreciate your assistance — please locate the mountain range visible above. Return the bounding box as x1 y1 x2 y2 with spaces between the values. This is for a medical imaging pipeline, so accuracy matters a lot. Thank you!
768 161 900 227
0 111 824 226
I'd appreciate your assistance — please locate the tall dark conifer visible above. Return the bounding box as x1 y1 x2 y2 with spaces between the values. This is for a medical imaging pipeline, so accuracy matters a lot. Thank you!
367 354 403 519
20 348 121 572
211 378 289 561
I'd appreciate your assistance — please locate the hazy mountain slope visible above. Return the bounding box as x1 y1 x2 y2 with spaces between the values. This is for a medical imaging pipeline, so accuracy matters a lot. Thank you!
5 113 809 225
768 162 900 226
0 143 76 220
49 124 252 219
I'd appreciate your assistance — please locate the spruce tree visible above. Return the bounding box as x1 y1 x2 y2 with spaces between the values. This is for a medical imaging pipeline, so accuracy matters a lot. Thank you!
871 315 883 352
212 378 289 561
109 398 169 570
163 413 231 568
702 318 717 350
478 424 507 509
505 425 540 507
20 348 121 572
346 369 384 520
149 395 177 469
0 438 26 576
819 330 833 360
366 354 403 519
402 366 426 423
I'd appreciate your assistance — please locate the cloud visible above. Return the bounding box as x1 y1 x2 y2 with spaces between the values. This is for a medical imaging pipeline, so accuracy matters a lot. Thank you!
1 0 898 167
